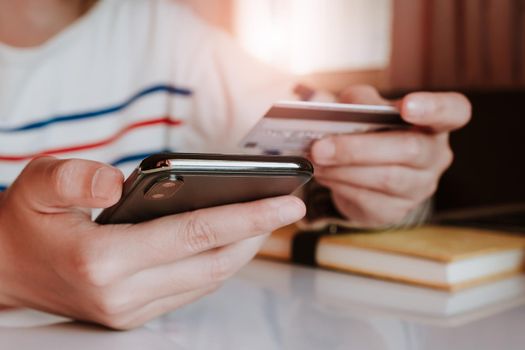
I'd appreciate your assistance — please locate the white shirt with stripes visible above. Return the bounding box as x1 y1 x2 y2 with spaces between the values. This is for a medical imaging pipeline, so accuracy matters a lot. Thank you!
0 0 294 190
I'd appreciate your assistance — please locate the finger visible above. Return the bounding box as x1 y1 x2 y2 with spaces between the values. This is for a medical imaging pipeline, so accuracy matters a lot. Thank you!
317 179 418 228
84 196 304 284
108 235 267 313
311 131 446 168
338 85 391 105
96 284 219 330
10 156 123 213
399 92 471 132
315 165 438 201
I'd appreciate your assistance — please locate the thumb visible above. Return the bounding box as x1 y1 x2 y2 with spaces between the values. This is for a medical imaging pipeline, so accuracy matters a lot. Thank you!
11 156 123 213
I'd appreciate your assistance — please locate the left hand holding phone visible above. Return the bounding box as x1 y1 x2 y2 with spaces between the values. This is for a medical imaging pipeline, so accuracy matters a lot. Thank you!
0 157 305 329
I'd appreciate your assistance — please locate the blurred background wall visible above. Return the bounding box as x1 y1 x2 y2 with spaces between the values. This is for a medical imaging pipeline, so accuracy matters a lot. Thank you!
181 0 525 212
391 0 525 91
182 0 525 92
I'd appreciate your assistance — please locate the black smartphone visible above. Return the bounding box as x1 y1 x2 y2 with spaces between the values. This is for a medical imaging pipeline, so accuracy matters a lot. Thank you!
96 153 313 224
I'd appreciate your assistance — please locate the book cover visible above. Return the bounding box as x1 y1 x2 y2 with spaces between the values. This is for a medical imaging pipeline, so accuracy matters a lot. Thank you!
259 225 525 290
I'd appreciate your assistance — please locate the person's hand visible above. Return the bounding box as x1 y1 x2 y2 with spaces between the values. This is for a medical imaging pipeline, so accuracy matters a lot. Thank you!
311 86 471 228
0 157 305 329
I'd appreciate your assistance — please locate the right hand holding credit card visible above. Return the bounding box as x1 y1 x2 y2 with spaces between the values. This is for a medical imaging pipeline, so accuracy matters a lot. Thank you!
240 101 412 155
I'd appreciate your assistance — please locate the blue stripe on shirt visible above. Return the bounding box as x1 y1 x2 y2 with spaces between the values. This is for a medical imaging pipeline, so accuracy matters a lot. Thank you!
0 84 192 133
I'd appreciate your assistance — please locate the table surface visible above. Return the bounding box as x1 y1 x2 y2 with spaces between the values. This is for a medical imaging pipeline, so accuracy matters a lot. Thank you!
1 259 525 350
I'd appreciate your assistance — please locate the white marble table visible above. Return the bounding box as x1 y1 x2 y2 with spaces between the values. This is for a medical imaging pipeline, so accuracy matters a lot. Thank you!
1 259 525 350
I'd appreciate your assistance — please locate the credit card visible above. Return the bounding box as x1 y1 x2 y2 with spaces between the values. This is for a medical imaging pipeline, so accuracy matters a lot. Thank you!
240 101 411 155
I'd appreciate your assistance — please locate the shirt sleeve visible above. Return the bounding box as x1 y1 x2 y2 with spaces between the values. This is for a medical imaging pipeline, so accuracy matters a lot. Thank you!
167 5 297 153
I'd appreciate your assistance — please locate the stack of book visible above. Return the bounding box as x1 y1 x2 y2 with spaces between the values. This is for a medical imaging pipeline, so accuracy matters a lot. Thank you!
259 225 525 291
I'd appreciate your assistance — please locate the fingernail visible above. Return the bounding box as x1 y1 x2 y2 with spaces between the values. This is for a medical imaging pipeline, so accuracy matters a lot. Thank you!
313 139 335 163
405 95 435 122
92 167 121 200
277 197 305 224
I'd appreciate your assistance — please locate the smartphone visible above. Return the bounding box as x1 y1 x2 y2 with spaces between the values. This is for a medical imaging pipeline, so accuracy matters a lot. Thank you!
96 153 313 224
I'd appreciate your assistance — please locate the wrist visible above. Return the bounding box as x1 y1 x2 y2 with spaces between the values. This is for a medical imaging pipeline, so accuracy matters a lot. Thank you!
0 197 15 307
334 195 433 231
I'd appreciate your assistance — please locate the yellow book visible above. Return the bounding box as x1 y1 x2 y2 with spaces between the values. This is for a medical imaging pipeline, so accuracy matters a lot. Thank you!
260 226 525 291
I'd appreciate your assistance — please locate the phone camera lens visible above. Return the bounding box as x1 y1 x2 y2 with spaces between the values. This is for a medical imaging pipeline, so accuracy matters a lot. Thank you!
145 176 184 200
162 182 177 188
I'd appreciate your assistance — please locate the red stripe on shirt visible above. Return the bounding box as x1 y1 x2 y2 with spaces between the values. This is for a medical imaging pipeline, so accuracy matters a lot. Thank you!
0 117 182 161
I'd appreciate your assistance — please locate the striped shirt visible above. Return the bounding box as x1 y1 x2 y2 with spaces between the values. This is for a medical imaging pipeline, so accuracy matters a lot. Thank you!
0 0 295 189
